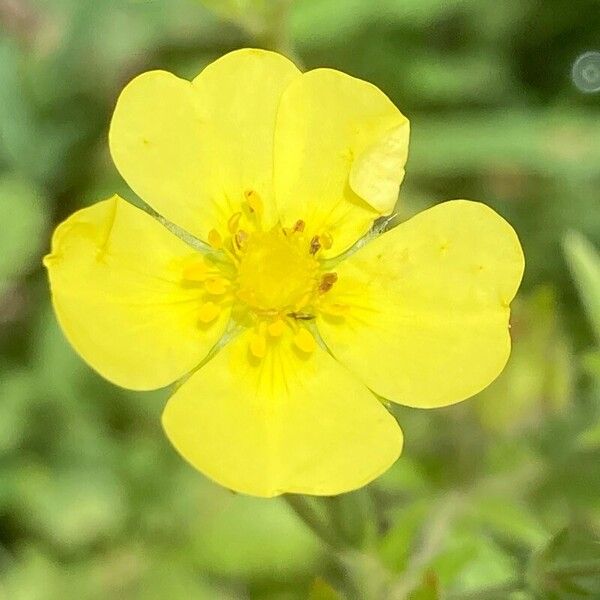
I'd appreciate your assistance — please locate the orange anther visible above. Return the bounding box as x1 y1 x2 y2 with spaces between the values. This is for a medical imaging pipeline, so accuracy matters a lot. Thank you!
309 235 321 255
293 220 305 233
319 272 338 293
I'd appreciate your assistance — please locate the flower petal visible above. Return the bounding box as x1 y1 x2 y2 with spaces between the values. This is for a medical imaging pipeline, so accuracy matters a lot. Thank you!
44 196 229 390
161 330 403 497
109 49 300 241
274 68 409 255
317 200 525 408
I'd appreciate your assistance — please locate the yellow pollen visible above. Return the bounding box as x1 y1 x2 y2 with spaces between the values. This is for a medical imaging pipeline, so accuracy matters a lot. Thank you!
208 229 223 249
227 211 242 233
198 301 220 323
267 319 286 337
292 220 305 233
249 331 267 358
294 327 317 354
204 276 229 295
320 232 333 250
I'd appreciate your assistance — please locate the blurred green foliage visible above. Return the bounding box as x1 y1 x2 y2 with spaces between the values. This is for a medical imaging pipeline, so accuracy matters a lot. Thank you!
0 0 599 598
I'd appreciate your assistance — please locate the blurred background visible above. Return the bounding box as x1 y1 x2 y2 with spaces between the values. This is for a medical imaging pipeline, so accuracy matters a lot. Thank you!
0 0 599 598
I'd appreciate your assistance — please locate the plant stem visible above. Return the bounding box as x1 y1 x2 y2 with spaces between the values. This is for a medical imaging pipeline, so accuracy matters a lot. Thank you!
258 0 303 65
265 0 292 54
282 495 345 550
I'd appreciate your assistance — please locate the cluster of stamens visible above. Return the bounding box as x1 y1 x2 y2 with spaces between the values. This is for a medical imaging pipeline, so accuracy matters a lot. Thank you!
180 190 344 360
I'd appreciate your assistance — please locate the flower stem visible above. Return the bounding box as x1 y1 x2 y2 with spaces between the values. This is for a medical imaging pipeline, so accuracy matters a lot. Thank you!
258 0 303 66
282 495 346 550
264 0 292 54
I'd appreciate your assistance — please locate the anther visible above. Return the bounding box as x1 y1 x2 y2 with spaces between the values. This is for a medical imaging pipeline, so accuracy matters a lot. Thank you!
319 272 338 293
267 319 286 337
234 229 248 250
204 276 230 295
249 331 267 359
227 212 242 234
320 232 333 250
208 229 223 249
292 220 305 233
309 235 321 255
198 301 220 324
244 190 263 214
294 327 317 354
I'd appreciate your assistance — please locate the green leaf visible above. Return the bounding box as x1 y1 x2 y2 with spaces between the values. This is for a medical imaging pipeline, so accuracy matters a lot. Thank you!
528 523 600 598
563 231 600 342
377 500 434 573
472 498 548 549
410 112 600 182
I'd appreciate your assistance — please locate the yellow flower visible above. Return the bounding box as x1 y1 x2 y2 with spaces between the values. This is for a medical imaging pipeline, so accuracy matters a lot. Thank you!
43 49 524 497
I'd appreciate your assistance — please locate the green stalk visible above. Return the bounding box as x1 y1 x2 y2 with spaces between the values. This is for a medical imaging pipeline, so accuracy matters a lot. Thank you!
282 495 346 550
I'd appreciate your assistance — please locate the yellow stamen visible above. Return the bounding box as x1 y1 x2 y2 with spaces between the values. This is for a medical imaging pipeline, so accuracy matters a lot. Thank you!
227 212 242 234
244 190 263 215
235 230 248 250
294 327 316 354
320 231 333 250
267 319 286 337
292 220 305 233
198 301 220 324
319 272 338 293
208 229 223 249
204 276 230 295
309 235 321 255
249 331 267 359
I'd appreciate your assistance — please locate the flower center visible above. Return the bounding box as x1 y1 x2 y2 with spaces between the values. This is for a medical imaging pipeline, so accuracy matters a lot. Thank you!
180 191 344 360
236 226 319 313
